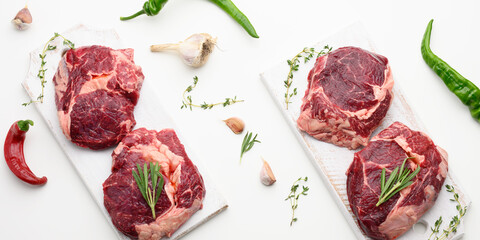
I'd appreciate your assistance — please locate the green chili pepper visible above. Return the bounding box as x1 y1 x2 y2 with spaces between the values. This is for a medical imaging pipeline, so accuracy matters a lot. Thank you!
208 0 259 38
120 0 168 21
421 19 480 122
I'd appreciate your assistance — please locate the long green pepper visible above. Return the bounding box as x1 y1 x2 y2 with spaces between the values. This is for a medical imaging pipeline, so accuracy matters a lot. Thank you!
421 19 480 122
120 0 258 38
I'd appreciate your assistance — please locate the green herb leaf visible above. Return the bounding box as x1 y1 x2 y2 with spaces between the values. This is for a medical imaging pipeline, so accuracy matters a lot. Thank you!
376 157 421 206
132 166 147 200
240 132 260 163
428 185 467 240
181 76 244 111
132 162 164 219
23 33 75 106
285 177 309 226
284 45 332 109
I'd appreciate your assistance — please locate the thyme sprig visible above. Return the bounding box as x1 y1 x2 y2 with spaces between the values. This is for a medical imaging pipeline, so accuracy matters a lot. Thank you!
181 76 244 110
132 162 165 219
240 131 260 163
376 157 421 206
284 45 332 109
23 33 75 106
285 176 309 226
429 216 443 239
428 184 468 240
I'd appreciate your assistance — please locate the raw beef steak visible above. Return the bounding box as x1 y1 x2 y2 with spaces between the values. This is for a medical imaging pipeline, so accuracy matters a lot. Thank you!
53 45 144 150
297 47 394 149
103 128 205 239
346 122 448 240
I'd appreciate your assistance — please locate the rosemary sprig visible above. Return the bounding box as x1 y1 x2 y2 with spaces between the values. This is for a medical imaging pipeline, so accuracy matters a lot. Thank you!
428 184 468 240
132 162 165 219
285 176 309 226
181 76 244 110
284 45 332 109
239 131 260 163
376 157 421 206
23 33 75 106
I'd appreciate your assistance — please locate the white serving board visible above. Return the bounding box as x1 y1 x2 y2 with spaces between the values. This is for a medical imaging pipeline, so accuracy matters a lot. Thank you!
22 24 228 240
260 22 471 240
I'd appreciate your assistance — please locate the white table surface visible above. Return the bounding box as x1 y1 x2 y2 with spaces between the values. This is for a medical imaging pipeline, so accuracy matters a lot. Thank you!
1 0 479 239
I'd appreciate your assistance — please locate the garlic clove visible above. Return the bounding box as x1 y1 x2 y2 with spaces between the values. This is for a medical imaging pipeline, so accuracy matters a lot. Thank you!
260 159 276 186
150 33 216 68
12 6 32 30
223 117 244 134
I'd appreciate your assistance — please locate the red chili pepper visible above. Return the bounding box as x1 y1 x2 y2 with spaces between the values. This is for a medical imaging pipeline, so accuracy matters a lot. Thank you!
4 120 47 185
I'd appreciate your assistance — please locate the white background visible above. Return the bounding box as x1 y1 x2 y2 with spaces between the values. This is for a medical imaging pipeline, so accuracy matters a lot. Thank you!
0 0 479 239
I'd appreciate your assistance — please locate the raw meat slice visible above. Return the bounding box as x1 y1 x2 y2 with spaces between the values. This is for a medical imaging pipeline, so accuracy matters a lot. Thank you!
297 46 394 149
103 128 205 239
346 122 448 240
53 45 144 150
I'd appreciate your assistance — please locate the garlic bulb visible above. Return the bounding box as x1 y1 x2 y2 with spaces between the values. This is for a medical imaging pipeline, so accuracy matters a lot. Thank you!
12 6 32 30
223 117 244 134
150 33 216 67
260 159 276 186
